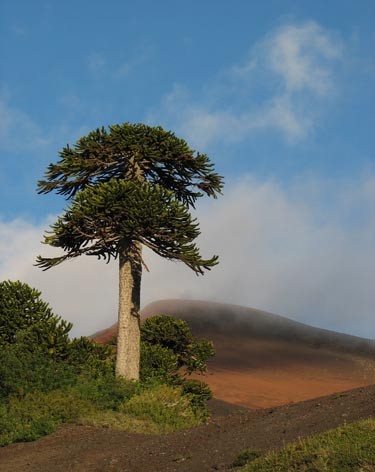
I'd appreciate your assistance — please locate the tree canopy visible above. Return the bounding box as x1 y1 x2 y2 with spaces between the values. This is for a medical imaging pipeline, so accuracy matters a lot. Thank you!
38 123 222 205
36 123 223 273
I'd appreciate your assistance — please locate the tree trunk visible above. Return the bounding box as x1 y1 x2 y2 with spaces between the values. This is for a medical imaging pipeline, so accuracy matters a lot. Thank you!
115 242 142 380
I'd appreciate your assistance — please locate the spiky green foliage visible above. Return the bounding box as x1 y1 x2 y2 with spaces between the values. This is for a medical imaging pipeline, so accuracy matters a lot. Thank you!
36 123 222 273
141 315 215 375
37 123 223 206
36 179 217 273
0 280 71 347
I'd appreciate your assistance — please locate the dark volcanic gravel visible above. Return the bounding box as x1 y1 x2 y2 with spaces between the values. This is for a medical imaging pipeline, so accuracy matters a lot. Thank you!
0 384 374 472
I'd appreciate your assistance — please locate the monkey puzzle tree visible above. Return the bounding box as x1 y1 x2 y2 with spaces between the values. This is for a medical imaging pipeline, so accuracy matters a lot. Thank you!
36 123 223 380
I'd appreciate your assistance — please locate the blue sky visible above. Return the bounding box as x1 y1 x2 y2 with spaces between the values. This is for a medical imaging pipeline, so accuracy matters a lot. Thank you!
0 1 374 337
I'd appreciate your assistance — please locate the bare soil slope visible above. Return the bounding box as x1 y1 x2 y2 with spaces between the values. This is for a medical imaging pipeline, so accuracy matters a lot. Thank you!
93 299 375 408
1 384 374 472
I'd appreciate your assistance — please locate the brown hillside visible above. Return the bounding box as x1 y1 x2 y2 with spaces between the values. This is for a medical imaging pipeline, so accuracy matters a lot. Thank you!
92 299 375 408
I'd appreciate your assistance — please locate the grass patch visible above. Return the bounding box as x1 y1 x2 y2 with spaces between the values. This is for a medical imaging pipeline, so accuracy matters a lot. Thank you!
231 449 262 467
121 384 202 432
0 389 94 446
237 418 375 471
80 384 202 434
0 382 204 445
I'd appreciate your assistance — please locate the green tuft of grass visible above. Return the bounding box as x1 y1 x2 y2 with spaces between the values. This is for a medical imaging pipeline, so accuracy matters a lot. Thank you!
231 449 262 468
238 418 375 472
121 384 202 433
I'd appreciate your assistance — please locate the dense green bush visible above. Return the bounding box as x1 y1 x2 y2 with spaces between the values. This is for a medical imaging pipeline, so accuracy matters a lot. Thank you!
75 373 141 410
140 315 215 411
0 281 215 446
180 379 212 412
0 280 72 351
0 280 114 399
0 389 95 446
141 315 192 355
141 315 215 374
0 338 77 399
140 342 179 383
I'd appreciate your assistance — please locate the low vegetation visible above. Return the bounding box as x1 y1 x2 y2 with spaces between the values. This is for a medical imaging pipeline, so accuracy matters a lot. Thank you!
234 418 375 471
0 280 214 446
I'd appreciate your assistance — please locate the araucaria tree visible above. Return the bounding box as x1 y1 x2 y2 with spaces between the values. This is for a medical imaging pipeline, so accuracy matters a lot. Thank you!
36 123 223 380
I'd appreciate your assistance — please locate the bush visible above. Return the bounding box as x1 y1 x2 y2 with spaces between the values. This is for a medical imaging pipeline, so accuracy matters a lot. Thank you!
141 315 192 357
140 342 179 383
76 372 141 410
0 389 93 446
0 287 215 445
0 280 71 349
184 338 215 375
65 336 114 376
139 315 214 418
0 340 78 399
180 379 212 412
121 384 201 432
0 280 114 400
141 315 215 375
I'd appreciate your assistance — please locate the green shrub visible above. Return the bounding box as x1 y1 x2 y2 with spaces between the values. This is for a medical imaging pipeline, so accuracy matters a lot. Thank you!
76 373 141 410
0 341 78 399
0 288 215 446
0 280 71 350
65 336 114 377
184 338 215 374
121 384 201 432
141 315 192 356
0 389 93 446
140 342 179 383
140 315 215 374
180 379 212 412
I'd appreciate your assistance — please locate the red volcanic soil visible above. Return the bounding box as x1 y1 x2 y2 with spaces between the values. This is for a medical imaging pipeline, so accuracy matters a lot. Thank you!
93 299 375 408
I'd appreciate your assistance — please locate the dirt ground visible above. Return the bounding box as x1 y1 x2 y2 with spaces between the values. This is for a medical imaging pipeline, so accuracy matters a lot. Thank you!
1 384 374 472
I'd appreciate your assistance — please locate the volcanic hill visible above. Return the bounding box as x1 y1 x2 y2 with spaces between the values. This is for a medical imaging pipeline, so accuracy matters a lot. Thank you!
92 299 375 408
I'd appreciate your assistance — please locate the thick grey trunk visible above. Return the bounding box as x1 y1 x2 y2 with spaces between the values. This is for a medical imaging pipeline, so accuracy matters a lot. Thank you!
115 243 142 380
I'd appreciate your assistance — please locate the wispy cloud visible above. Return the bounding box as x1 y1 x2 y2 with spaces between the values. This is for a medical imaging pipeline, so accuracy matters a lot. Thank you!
0 97 50 151
265 21 342 95
86 52 106 76
86 46 153 80
114 47 154 79
148 20 342 147
11 25 27 37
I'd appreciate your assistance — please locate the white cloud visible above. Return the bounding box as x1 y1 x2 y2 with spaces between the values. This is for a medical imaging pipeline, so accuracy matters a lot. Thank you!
266 21 342 95
1 175 374 339
142 175 375 338
149 20 342 147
